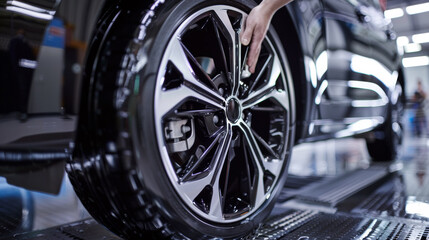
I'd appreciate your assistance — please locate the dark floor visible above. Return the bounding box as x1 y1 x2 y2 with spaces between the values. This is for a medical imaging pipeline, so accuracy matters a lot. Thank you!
1 115 429 239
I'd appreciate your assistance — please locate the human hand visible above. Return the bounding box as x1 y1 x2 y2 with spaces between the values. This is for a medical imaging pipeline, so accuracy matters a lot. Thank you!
240 4 274 73
240 0 293 74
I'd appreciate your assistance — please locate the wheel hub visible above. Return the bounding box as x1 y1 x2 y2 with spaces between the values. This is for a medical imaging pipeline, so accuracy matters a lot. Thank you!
226 98 241 123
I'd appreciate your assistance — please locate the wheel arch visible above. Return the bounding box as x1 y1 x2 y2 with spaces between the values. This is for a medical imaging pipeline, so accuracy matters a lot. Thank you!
270 5 310 144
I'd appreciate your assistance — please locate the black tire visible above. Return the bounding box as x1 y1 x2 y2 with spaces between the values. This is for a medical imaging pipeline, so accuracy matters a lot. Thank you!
366 83 404 162
67 0 295 239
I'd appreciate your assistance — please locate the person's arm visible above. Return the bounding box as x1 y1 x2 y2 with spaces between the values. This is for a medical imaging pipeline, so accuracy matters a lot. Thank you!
240 0 294 73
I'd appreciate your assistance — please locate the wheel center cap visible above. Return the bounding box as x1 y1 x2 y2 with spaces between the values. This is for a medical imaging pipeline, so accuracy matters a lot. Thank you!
226 98 241 123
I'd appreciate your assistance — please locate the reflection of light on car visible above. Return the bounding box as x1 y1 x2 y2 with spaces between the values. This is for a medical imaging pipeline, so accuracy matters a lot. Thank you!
315 80 328 105
406 197 429 219
305 56 318 88
396 36 409 55
402 56 429 68
316 51 328 80
335 118 384 138
348 81 388 108
6 0 55 20
350 54 396 90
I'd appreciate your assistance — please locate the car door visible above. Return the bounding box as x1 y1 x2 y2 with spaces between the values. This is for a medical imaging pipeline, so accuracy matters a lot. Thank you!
312 0 389 138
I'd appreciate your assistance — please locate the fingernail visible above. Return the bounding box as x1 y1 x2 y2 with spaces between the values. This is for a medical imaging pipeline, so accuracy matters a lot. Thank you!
242 38 249 45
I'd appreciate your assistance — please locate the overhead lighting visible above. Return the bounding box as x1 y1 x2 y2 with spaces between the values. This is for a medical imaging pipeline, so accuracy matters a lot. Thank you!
397 36 409 46
19 59 37 69
412 33 429 44
384 8 404 19
406 2 429 15
6 6 53 20
404 43 422 53
6 0 55 15
402 56 429 68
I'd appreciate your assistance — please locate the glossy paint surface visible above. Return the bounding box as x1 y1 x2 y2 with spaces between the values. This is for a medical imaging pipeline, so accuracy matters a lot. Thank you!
0 0 402 157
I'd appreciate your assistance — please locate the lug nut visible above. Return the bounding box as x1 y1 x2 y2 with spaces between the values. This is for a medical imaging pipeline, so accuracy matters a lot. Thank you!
219 88 224 96
213 115 219 125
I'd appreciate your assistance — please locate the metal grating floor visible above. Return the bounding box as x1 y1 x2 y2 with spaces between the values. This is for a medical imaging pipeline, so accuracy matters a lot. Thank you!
264 211 429 240
291 165 389 206
2 134 429 239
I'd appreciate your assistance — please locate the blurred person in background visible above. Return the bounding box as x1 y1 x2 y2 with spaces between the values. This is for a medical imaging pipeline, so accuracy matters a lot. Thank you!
8 29 35 122
412 80 427 137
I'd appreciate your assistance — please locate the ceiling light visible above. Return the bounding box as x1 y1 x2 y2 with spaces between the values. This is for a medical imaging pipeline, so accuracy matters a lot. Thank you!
384 8 404 19
6 0 55 15
402 56 429 68
397 36 409 46
404 43 422 53
6 6 53 20
412 33 429 44
406 2 429 15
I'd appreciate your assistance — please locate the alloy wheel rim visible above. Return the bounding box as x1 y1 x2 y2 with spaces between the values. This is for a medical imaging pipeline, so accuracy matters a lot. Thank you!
154 5 291 223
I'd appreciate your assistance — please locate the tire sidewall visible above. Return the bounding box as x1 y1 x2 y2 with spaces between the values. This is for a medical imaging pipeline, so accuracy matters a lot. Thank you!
132 0 293 238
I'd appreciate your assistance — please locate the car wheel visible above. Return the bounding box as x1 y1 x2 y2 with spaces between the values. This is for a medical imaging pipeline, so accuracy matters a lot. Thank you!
67 0 295 239
366 83 403 162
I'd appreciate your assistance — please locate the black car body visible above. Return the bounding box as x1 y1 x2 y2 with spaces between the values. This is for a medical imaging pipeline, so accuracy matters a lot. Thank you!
0 0 405 238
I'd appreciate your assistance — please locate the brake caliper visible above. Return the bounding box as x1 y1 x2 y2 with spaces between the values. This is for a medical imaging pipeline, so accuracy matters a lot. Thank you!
164 118 195 153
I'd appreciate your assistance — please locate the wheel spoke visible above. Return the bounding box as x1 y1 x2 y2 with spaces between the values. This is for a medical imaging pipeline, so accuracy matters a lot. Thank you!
209 181 224 218
251 106 284 112
251 129 280 159
239 122 283 205
213 9 241 95
181 42 219 91
264 89 290 112
213 9 236 46
176 108 221 117
247 55 273 94
176 125 232 214
253 170 266 207
211 16 229 74
167 38 224 100
180 132 223 182
158 84 223 118
210 124 233 186
232 31 242 96
178 173 213 203
242 56 288 111
209 124 232 217
263 160 283 179
238 121 268 206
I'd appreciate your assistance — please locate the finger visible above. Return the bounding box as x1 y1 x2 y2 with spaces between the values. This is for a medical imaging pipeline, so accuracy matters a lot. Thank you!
247 29 264 73
240 15 247 38
248 45 261 73
241 18 254 46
